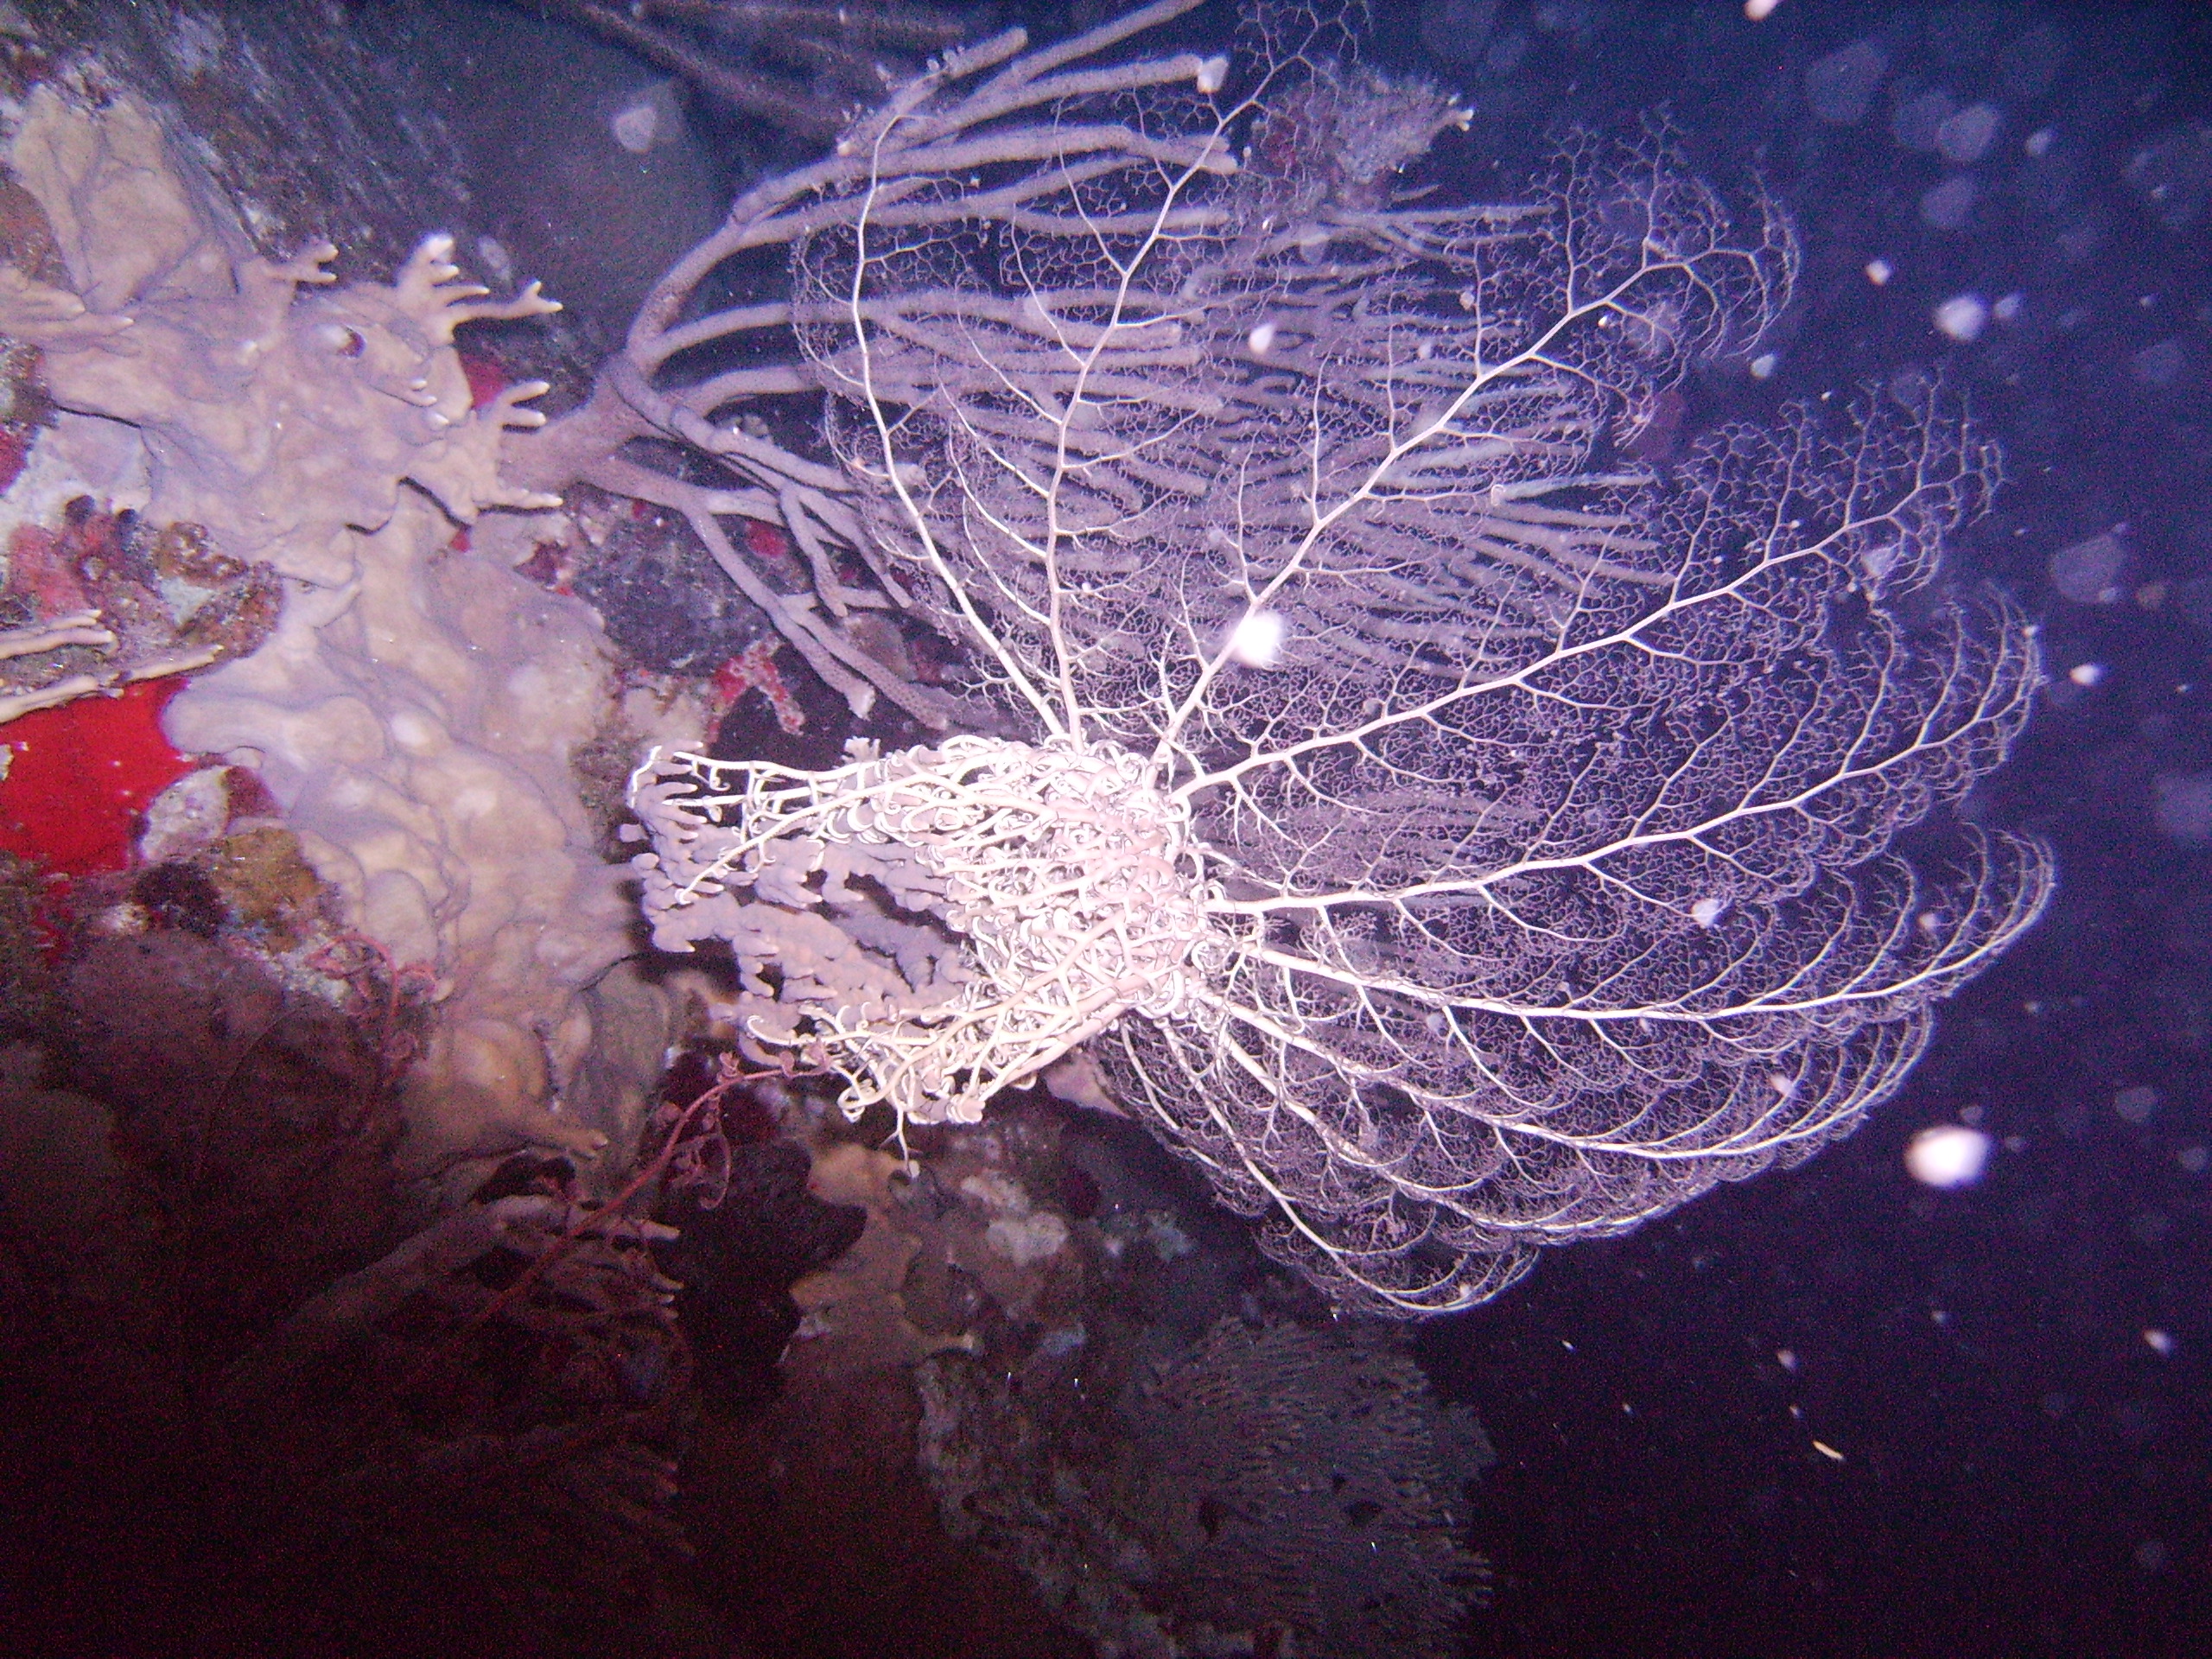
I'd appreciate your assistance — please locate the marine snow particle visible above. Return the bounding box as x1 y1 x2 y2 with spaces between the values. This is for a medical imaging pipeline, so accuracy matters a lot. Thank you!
610 93 661 155
2067 662 2106 688
1904 1123 1993 1187
1891 88 1956 152
2113 1084 2160 1125
2132 338 2184 388
1224 609 1287 668
2143 1329 2175 1357
2126 125 2212 232
2047 529 2128 604
1865 257 1894 286
474 234 514 285
1936 102 2001 165
1920 175 1978 232
1805 38 1885 124
1933 293 1989 341
1247 321 1278 356
1690 895 1726 927
1748 353 1777 380
2024 127 2055 157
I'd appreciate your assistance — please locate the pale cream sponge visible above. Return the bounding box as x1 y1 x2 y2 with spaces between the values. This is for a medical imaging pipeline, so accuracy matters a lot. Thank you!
165 490 640 1171
1 85 671 1175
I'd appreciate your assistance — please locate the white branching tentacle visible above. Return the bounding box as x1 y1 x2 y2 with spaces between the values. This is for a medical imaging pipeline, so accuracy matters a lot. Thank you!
631 736 1227 1123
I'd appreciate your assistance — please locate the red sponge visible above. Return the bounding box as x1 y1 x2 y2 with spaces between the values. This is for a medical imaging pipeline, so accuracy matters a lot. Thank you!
0 678 195 879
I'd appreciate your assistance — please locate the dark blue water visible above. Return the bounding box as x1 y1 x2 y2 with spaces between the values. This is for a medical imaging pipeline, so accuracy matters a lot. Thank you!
1380 4 2210 1655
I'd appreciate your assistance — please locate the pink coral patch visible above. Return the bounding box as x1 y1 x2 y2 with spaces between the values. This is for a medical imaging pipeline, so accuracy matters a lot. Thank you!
457 350 508 412
742 518 791 561
0 424 32 494
4 523 93 615
709 639 806 735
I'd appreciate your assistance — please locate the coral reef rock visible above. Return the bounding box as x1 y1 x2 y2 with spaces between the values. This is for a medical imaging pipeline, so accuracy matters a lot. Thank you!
0 85 653 1172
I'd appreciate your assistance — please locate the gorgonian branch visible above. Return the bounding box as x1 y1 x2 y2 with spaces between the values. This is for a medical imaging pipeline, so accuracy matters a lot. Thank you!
613 2 2049 1315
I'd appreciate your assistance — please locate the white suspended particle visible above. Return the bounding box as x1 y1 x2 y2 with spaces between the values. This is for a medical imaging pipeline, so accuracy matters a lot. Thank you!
1936 103 2001 166
1934 293 1989 341
1224 609 1287 668
1812 1440 1847 1463
1691 895 1726 928
610 92 662 155
1749 352 1778 379
2113 1084 2159 1125
1905 1123 1992 1187
2144 1329 2175 1357
1195 54 1229 95
1247 321 1278 356
1865 258 1894 286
